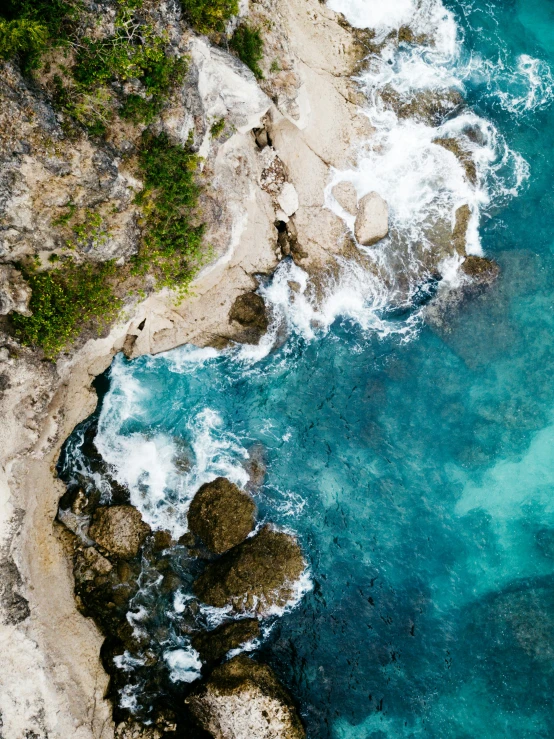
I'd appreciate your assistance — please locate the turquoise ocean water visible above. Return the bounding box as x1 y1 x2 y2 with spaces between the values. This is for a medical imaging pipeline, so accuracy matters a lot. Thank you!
60 0 554 735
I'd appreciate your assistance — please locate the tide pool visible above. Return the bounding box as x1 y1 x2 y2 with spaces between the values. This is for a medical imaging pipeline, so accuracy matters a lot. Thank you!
59 0 554 736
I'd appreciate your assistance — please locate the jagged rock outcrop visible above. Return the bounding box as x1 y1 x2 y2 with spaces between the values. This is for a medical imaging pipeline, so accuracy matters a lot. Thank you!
187 655 306 739
354 192 389 246
188 477 257 555
228 292 270 344
0 265 31 315
88 505 151 559
193 525 306 615
191 619 261 664
461 255 500 285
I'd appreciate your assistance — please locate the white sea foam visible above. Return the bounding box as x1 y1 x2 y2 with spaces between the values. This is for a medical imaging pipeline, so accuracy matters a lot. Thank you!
326 0 529 298
163 646 202 683
93 358 249 536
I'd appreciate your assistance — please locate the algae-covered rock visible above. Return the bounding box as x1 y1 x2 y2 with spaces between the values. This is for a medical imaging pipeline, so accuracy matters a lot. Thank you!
89 505 151 559
192 619 261 664
452 204 471 256
187 654 305 739
188 477 256 555
434 137 477 185
193 525 306 615
229 292 269 341
354 192 388 246
461 255 500 285
381 87 463 125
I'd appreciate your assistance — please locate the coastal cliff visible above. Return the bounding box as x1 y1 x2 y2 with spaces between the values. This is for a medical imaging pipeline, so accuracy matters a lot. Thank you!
0 0 495 736
0 0 372 736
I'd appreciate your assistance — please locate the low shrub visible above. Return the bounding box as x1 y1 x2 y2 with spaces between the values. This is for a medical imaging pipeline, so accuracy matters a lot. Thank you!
12 261 121 358
134 132 205 287
179 0 238 33
0 18 48 68
230 24 264 79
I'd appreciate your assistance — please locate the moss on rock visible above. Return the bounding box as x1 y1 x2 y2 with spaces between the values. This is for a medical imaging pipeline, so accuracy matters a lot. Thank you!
188 477 256 555
192 525 306 615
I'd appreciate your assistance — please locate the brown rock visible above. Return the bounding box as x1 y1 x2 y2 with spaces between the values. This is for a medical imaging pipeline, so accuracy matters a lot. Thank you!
89 505 151 559
452 204 471 256
188 477 256 555
193 525 306 615
191 619 261 664
229 292 269 341
461 256 500 285
187 655 305 739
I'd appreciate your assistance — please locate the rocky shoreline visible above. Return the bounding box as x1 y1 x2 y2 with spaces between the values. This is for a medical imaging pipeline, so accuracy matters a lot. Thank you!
0 0 501 736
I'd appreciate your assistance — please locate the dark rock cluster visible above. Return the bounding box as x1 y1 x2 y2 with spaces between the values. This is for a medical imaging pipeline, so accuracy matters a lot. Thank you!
57 430 306 738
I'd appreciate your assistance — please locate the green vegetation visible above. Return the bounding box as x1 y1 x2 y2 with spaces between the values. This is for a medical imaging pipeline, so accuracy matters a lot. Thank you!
134 132 205 287
230 24 264 79
270 59 281 74
179 0 238 34
0 18 48 68
210 117 226 137
12 261 121 358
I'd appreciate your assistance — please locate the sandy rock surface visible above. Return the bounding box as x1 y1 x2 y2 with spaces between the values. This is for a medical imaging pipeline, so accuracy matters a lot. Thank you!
354 192 389 246
187 655 305 739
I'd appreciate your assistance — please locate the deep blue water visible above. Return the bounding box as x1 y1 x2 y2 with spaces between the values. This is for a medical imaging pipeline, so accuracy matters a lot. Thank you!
61 0 554 735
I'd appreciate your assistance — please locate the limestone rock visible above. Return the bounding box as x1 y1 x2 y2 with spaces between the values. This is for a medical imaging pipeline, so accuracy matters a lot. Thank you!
332 181 357 214
191 619 261 664
461 256 500 285
193 525 306 615
89 505 151 559
187 655 305 739
354 192 389 246
277 183 299 217
188 477 256 555
0 266 31 316
229 292 269 341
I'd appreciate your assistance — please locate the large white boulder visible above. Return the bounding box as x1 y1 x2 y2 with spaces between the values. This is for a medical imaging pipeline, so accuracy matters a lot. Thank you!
354 192 389 246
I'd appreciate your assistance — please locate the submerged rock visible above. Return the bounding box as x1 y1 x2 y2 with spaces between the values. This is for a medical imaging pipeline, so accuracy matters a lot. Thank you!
89 505 151 559
229 292 269 342
354 192 389 246
452 204 471 256
191 619 261 664
461 255 500 285
193 525 306 615
434 137 477 185
188 478 256 555
187 654 305 739
380 87 463 125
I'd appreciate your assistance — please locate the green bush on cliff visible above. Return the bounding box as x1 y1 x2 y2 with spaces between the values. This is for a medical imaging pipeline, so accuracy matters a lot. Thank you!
179 0 238 33
134 132 205 287
12 261 121 358
0 18 48 68
230 24 264 79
